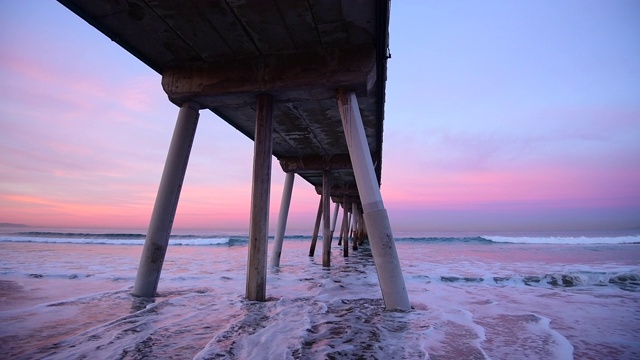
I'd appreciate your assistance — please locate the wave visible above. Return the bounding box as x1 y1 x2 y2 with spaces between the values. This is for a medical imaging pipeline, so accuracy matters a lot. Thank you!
397 236 493 244
0 232 238 246
1 231 638 246
482 235 640 245
394 235 640 245
15 231 146 239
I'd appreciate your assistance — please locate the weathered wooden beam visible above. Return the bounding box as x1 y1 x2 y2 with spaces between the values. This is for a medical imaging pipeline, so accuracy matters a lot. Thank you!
162 45 376 106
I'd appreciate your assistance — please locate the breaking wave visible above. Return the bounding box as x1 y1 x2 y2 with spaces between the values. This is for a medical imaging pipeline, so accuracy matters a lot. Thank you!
397 235 639 245
1 231 638 246
0 232 236 246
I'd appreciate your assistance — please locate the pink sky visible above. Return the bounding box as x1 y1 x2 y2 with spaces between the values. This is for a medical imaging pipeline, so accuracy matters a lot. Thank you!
1 2 639 234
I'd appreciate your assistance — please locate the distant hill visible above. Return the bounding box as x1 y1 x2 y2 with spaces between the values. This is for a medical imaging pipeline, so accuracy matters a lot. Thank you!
0 223 30 228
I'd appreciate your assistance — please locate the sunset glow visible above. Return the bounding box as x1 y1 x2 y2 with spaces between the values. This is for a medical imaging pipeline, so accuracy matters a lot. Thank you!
1 1 638 233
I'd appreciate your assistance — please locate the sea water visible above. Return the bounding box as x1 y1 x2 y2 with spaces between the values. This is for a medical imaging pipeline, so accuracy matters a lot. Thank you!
0 228 638 359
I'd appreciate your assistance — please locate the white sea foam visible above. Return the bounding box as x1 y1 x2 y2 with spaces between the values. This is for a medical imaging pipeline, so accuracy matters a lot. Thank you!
168 237 230 246
484 235 640 244
1 236 639 358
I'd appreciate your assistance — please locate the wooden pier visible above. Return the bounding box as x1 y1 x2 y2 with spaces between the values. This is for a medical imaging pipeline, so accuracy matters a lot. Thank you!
58 0 409 310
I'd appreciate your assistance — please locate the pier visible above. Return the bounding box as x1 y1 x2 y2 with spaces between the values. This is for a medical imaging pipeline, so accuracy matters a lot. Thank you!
58 0 409 310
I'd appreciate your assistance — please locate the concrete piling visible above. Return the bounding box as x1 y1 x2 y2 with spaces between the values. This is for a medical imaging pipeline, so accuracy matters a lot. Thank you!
245 94 274 302
322 170 332 267
330 202 340 242
338 201 346 246
309 195 323 257
133 102 200 297
351 202 359 251
338 90 411 311
271 172 295 267
342 197 349 257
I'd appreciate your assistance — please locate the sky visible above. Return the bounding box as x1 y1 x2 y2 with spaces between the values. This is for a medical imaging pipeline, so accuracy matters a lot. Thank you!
1 1 639 234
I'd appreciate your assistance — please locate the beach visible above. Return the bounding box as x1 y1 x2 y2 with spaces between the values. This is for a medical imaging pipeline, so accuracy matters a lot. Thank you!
1 229 639 359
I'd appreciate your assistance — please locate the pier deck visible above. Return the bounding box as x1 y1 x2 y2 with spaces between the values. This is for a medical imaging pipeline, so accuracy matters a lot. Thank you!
58 0 389 198
58 0 410 309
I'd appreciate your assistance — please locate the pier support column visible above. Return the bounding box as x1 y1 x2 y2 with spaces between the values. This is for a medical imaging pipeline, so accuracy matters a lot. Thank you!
322 170 332 267
346 209 353 249
342 196 349 257
271 172 295 267
329 202 340 241
309 195 323 256
337 90 410 310
133 101 200 297
338 199 346 246
351 202 359 251
246 94 274 302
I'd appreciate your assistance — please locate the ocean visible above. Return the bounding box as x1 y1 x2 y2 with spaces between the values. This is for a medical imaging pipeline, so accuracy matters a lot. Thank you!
1 228 638 359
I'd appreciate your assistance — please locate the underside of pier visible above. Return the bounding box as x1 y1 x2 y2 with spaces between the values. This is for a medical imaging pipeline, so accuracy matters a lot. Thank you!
59 0 389 197
58 0 410 310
